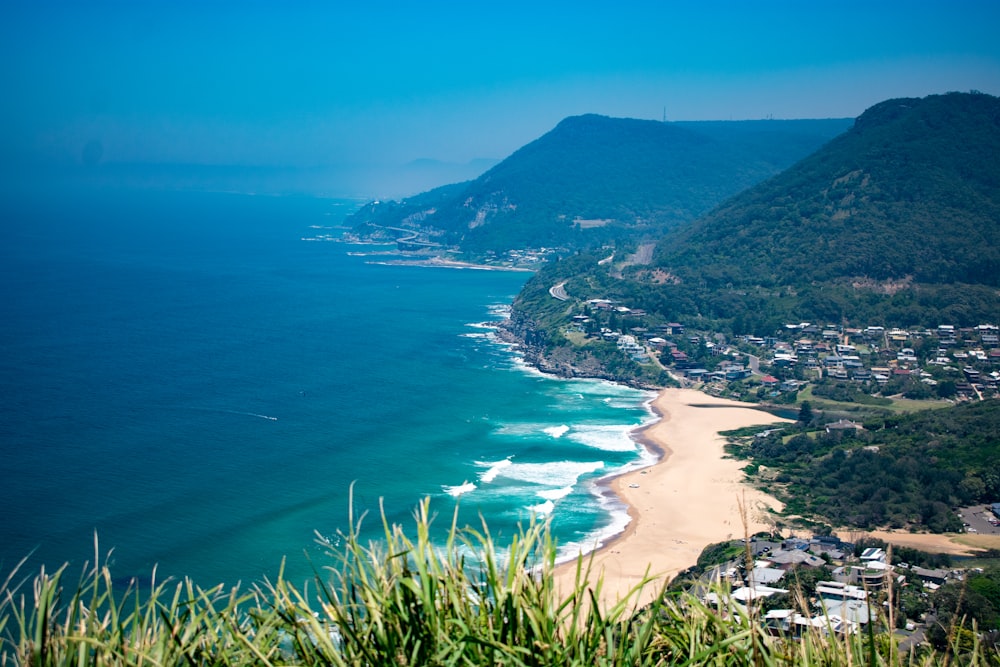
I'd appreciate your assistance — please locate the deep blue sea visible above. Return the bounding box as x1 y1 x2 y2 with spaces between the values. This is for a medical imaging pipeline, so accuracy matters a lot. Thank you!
0 186 654 589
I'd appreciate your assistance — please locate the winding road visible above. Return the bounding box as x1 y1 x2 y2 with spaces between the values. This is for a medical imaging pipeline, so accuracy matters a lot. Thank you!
549 281 570 301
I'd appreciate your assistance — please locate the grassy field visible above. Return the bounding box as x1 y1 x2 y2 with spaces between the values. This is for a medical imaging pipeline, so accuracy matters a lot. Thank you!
796 384 952 416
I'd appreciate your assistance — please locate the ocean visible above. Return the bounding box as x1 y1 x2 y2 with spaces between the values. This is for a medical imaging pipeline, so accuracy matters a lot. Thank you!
0 186 655 589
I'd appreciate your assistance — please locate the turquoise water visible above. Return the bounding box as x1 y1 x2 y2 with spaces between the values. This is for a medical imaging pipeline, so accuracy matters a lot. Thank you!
0 187 654 589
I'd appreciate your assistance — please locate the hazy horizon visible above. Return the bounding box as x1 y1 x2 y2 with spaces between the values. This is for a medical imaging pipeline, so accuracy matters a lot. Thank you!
3 1 1000 198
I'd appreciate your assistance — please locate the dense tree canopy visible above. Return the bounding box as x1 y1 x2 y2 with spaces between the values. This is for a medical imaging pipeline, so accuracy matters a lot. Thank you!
736 400 1000 532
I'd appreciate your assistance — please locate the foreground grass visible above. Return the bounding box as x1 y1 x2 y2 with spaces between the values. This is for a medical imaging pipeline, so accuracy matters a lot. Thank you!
2 498 997 666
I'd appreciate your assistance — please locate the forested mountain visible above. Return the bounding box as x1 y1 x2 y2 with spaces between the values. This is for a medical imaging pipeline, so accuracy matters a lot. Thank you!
346 115 851 253
641 92 1000 328
736 399 1000 533
504 92 1000 389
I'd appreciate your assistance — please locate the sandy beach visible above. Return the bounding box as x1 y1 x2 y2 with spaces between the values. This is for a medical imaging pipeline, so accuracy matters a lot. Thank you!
553 387 792 610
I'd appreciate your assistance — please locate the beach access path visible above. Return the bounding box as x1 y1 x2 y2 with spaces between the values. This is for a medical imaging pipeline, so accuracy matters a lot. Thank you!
553 388 792 611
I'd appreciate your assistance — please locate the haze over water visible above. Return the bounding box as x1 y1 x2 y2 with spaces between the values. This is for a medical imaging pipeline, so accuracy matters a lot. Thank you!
0 186 654 588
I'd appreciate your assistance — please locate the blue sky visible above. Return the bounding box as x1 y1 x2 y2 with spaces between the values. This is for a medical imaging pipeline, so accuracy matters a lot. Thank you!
3 1 1000 194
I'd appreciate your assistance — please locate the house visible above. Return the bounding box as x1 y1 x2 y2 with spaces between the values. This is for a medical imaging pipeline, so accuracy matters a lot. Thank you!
860 547 885 562
910 566 949 587
823 355 845 367
760 375 780 388
780 379 804 392
826 419 864 433
773 353 797 367
587 298 614 311
762 549 826 571
749 566 786 586
725 366 752 381
809 540 847 562
703 583 789 611
764 610 858 637
842 356 863 369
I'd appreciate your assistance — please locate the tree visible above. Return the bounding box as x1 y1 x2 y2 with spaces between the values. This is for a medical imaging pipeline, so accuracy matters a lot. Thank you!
798 401 814 424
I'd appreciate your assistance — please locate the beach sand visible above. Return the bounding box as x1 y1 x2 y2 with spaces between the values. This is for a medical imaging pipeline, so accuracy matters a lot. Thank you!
835 529 1000 557
553 387 792 610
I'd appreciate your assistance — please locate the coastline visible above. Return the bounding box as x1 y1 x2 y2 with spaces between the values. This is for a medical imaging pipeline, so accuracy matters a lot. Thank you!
553 387 792 610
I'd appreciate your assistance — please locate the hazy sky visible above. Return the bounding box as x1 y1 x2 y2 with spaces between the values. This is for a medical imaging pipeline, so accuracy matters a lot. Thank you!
4 0 1000 186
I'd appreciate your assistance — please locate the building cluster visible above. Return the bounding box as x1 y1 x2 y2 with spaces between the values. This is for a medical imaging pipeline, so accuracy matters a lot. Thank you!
706 536 963 637
736 323 1000 399
566 295 999 401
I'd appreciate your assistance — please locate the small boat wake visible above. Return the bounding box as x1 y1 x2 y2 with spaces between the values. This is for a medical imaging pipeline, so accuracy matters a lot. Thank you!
186 407 278 421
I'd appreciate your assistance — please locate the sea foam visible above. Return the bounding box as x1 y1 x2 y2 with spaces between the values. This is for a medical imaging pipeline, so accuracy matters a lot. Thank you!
477 458 513 483
528 500 555 515
536 485 574 501
567 424 639 452
490 460 604 487
543 425 570 438
443 482 477 497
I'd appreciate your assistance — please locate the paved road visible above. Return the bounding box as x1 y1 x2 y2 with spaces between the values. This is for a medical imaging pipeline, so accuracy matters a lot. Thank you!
549 282 570 301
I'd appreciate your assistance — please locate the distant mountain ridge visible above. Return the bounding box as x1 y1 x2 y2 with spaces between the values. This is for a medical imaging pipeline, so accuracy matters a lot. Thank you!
346 115 851 253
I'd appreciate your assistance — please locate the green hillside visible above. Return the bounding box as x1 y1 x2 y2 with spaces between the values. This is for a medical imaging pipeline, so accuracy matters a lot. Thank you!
734 399 1000 532
503 93 1000 389
347 115 851 254
646 92 1000 327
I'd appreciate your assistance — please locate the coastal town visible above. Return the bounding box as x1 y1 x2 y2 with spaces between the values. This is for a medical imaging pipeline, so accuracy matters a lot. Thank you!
694 530 986 646
557 290 1000 404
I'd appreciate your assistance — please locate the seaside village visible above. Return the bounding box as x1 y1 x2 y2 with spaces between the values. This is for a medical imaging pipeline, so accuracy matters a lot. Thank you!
696 532 976 641
566 295 1000 641
570 296 1000 402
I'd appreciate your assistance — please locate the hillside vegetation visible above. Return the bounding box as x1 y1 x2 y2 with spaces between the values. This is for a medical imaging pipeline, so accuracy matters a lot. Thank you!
347 115 850 254
732 399 1000 533
514 93 1000 352
644 91 1000 329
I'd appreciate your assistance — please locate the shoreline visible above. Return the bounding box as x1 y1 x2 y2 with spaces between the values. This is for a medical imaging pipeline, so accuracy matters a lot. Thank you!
553 387 793 610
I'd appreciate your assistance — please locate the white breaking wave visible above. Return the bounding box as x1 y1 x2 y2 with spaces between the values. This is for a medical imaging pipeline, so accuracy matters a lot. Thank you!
477 458 513 483
543 425 570 438
528 500 555 515
536 485 574 501
492 460 604 487
443 482 477 497
567 424 639 452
